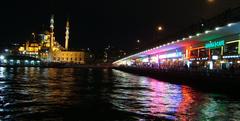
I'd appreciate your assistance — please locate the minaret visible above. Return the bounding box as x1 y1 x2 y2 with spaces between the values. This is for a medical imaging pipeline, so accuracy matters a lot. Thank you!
50 15 54 32
48 14 55 62
65 18 70 50
50 15 55 49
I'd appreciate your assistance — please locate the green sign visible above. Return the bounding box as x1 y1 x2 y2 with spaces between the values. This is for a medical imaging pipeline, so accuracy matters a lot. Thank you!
205 40 225 49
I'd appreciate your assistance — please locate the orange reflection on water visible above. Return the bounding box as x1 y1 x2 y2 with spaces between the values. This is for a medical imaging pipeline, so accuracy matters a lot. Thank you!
176 85 195 121
45 68 76 105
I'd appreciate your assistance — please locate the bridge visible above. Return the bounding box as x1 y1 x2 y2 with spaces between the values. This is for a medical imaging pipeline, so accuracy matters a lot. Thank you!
113 21 240 71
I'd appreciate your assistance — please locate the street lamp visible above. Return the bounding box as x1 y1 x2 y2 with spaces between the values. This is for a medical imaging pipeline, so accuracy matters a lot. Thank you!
153 26 164 42
207 0 214 3
158 26 163 31
135 40 141 51
137 40 140 43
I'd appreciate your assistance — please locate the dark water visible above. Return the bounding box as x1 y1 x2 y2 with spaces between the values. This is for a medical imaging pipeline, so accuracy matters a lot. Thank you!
0 67 240 121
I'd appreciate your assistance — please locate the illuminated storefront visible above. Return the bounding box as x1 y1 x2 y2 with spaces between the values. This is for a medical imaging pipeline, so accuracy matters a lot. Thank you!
113 21 240 71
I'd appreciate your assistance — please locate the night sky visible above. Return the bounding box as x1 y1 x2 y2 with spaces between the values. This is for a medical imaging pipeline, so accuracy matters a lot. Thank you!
0 0 240 52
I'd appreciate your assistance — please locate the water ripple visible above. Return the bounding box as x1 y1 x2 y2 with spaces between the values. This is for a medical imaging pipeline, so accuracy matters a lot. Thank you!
0 67 240 120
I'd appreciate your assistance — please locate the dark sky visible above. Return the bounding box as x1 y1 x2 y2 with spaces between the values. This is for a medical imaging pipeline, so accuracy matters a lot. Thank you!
0 0 240 51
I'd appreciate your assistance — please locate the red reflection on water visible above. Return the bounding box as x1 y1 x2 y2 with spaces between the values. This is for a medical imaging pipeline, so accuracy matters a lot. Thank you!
176 85 194 121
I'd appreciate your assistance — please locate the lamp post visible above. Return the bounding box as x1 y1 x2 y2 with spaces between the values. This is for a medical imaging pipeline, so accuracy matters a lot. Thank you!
135 40 141 51
153 25 163 42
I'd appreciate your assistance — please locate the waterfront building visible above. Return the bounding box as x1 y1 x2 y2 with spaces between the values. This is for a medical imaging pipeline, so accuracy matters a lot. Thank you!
18 15 85 64
0 55 41 66
114 22 240 70
53 51 85 64
18 40 40 58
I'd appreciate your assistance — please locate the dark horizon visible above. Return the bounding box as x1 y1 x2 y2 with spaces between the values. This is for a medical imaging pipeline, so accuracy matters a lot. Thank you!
1 0 240 52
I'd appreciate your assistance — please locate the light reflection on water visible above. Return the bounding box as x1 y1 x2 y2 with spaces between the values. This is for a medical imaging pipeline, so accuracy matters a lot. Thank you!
111 69 240 120
0 67 240 120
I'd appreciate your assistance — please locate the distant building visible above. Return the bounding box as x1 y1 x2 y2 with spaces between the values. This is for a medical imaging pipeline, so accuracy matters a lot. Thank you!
18 15 85 64
53 51 85 64
19 40 40 58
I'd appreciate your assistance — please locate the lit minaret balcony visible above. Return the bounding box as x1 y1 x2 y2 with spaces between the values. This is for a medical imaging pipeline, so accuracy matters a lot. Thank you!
50 15 54 32
50 15 55 49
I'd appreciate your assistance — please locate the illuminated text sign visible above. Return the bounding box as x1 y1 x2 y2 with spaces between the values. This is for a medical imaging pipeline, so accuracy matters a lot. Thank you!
205 40 225 49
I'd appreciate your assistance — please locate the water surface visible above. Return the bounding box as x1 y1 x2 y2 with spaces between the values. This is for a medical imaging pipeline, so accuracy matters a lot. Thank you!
0 67 240 120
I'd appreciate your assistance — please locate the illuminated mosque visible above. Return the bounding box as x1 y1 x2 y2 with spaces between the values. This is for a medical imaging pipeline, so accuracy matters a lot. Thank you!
18 15 85 64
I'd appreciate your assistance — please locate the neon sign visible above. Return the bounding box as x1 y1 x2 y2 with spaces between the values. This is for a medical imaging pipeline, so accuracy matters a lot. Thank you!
205 40 225 49
142 57 149 62
159 52 182 59
150 56 158 63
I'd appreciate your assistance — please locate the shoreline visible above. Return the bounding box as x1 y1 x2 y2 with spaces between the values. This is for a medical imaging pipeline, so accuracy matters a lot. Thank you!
0 64 114 69
113 67 240 94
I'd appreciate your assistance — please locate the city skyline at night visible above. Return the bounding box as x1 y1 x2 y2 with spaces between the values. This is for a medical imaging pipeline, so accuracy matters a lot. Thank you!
1 1 240 121
1 0 240 51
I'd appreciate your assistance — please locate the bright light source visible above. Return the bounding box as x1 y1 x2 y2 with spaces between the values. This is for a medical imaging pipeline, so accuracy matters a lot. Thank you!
0 55 4 60
207 0 214 3
158 26 163 31
215 27 220 31
212 55 218 60
205 30 211 34
196 33 201 36
227 23 234 27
